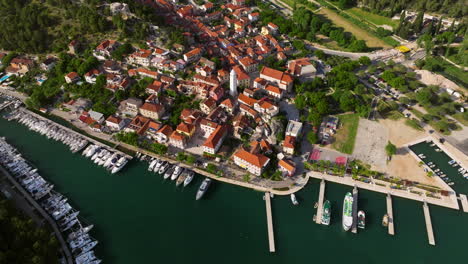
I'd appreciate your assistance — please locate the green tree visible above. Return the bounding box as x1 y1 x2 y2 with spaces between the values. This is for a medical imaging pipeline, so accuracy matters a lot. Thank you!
306 131 318 144
385 141 397 157
413 11 424 33
358 56 371 65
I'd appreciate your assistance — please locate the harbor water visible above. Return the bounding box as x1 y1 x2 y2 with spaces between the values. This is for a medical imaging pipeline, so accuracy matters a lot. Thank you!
1 116 468 264
410 142 468 192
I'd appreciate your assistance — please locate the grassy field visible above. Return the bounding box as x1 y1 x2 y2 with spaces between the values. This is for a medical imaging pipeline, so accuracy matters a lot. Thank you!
405 118 424 131
453 113 468 126
280 0 319 12
332 113 360 154
317 8 391 49
429 57 468 90
347 8 398 28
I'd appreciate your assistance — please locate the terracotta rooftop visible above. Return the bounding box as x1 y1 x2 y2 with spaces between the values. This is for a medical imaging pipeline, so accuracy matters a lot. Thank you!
234 149 270 168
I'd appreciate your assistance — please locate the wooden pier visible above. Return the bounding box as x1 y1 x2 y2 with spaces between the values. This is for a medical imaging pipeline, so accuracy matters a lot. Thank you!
315 179 325 224
423 201 436 246
459 194 468 213
351 186 358 234
264 193 275 252
386 193 395 235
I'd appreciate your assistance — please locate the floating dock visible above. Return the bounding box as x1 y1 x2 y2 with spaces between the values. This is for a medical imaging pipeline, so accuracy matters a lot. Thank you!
351 186 358 234
386 193 395 235
423 201 436 246
315 179 325 224
459 194 468 213
264 193 275 252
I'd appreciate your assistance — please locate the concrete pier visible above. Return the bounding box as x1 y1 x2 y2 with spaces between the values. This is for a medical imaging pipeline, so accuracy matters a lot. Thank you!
315 179 325 224
386 193 395 235
264 193 275 252
423 201 436 246
351 186 358 234
459 194 468 213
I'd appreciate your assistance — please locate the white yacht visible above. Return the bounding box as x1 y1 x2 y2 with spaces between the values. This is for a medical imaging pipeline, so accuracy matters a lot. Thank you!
171 166 183 181
183 171 195 187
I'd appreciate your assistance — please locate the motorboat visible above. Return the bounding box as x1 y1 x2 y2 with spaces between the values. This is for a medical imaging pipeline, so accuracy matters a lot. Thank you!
196 178 211 200
171 166 183 181
158 162 170 175
290 194 299 205
183 171 195 187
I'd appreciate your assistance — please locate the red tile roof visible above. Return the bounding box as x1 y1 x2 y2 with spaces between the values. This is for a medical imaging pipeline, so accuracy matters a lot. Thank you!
140 102 163 113
260 66 293 84
203 125 227 149
234 149 269 168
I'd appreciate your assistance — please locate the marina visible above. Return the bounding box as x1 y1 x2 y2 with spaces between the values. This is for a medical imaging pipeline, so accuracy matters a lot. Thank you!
2 116 468 263
387 194 395 236
409 140 468 192
5 108 131 173
264 192 275 253
1 99 468 263
0 137 100 264
423 201 436 246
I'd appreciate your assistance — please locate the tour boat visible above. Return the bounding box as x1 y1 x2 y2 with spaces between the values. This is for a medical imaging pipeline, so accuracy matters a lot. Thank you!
321 200 331 225
342 192 353 231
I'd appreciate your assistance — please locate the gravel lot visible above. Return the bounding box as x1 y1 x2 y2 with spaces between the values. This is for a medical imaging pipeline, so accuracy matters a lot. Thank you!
352 118 388 170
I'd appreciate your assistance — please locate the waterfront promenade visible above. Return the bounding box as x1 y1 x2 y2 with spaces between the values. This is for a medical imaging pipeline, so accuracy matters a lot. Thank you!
308 171 460 210
0 166 74 264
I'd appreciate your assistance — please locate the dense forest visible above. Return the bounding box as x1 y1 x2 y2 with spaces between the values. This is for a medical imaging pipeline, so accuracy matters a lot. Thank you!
356 0 467 18
0 196 60 264
0 0 164 54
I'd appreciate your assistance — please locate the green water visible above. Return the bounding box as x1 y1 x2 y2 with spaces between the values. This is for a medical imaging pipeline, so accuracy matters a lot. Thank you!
410 142 468 192
1 116 468 264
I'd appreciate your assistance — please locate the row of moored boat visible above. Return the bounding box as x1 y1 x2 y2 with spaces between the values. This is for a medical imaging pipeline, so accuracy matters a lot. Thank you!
0 137 101 264
6 109 128 174
146 156 211 200
82 144 128 174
